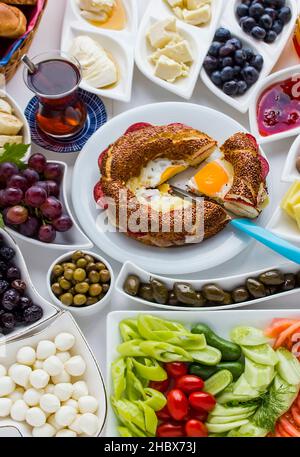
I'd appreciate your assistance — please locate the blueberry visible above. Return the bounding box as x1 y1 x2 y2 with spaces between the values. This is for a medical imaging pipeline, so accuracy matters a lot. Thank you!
264 7 278 19
0 280 8 295
272 18 284 34
251 26 267 39
226 38 242 50
6 266 20 281
234 49 247 65
222 57 234 67
214 27 231 42
259 14 273 29
208 41 222 57
223 81 239 96
278 6 291 24
264 0 277 6
23 305 43 324
219 44 235 57
242 65 260 85
243 47 255 61
19 296 33 310
241 17 257 33
0 313 15 331
236 4 249 17
273 0 286 7
249 3 265 18
237 80 248 95
233 65 242 76
0 246 15 262
241 0 251 5
250 54 264 71
203 56 219 73
211 71 222 86
264 30 278 42
221 66 234 82
0 261 7 274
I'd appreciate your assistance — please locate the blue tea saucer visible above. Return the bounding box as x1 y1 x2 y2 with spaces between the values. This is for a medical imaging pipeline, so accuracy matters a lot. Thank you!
24 89 107 153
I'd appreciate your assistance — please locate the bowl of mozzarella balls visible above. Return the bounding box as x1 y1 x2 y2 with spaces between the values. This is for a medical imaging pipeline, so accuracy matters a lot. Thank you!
0 331 103 437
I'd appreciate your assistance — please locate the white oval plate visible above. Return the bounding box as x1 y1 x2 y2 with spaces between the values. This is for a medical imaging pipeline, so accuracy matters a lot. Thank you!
71 102 273 275
116 260 300 311
106 308 300 437
201 0 298 113
0 311 107 437
6 161 93 251
249 64 300 144
282 135 300 183
62 0 137 102
135 0 223 99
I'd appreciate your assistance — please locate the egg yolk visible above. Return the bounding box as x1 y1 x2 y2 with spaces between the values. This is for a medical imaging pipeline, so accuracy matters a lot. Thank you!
194 162 229 197
159 165 187 185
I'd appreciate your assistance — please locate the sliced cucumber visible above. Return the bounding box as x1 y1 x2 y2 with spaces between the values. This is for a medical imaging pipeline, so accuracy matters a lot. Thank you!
227 423 267 438
233 374 261 397
211 404 257 417
204 370 233 396
276 348 300 385
244 358 275 388
242 344 278 366
209 412 254 424
206 419 249 434
190 345 222 366
230 327 269 346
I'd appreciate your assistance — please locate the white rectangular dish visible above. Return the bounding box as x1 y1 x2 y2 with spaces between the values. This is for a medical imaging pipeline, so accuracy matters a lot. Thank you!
106 308 300 437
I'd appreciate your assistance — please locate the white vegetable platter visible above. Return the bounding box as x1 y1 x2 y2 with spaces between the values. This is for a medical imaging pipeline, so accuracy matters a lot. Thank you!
61 0 138 102
282 134 300 183
106 309 300 437
5 161 92 251
201 0 298 114
0 228 58 343
0 311 107 437
135 0 223 99
116 260 300 312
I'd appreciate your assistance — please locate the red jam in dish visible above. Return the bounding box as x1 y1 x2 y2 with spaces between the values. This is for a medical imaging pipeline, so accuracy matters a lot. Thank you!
257 75 300 137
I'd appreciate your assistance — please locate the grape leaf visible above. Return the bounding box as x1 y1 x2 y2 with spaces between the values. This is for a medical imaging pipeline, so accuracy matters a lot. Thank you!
0 143 30 169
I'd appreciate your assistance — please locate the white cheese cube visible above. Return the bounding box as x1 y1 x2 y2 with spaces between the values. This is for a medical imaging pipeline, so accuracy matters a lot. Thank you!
186 0 210 10
154 55 187 83
182 4 211 25
151 40 193 64
166 0 183 7
147 18 177 49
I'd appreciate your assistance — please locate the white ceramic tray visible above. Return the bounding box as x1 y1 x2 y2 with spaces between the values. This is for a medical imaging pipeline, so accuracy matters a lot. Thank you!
0 311 107 437
282 135 300 183
201 0 298 113
116 260 300 311
135 0 223 99
61 0 138 102
106 308 300 437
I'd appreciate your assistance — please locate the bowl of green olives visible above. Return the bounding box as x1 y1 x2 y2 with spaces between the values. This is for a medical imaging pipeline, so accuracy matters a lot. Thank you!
47 250 114 315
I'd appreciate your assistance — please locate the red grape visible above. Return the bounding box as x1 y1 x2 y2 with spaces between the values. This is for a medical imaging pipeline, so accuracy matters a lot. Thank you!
19 217 40 237
44 163 63 182
6 206 28 225
22 169 39 186
46 181 60 198
28 154 47 173
40 197 62 220
7 175 28 192
35 181 50 196
52 215 73 232
25 186 47 208
38 225 56 243
4 188 23 206
0 163 18 184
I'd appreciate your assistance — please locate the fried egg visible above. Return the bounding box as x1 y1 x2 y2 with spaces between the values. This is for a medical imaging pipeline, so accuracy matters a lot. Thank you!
135 187 191 213
127 159 188 193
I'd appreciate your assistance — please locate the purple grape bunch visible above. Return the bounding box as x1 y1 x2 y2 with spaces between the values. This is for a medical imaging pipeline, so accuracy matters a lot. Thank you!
0 154 73 243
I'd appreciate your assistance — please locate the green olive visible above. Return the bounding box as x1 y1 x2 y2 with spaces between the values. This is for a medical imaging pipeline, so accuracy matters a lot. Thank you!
52 265 64 278
202 285 226 303
52 283 63 296
168 291 179 306
63 262 76 271
73 268 86 282
139 284 154 302
150 278 168 305
59 278 72 291
232 287 250 303
73 294 87 306
281 274 296 292
75 282 90 294
124 275 140 297
100 270 110 283
72 251 84 262
69 287 76 295
102 284 110 294
76 258 87 269
86 262 97 274
174 283 198 306
89 271 100 284
95 262 106 272
246 278 267 299
222 292 232 306
86 297 98 306
89 284 103 297
60 293 73 306
258 270 285 286
64 269 74 281
84 254 94 264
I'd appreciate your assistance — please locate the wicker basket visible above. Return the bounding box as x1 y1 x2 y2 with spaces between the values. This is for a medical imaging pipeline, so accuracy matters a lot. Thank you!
0 0 48 82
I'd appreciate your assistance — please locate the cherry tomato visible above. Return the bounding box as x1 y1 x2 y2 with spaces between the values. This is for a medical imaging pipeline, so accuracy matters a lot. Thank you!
188 407 208 423
165 362 188 379
125 123 152 134
156 423 185 438
149 379 170 393
189 392 216 413
185 420 208 438
156 405 171 421
175 375 204 394
167 389 189 421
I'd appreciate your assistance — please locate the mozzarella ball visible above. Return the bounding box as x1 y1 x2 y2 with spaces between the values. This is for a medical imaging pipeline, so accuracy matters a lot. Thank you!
36 341 56 361
40 394 60 414
29 370 50 389
26 407 46 427
32 423 56 437
69 414 83 435
55 333 75 352
51 370 71 385
16 347 36 366
33 360 44 370
55 406 77 427
43 356 63 377
63 399 78 411
9 387 24 403
0 365 7 377
23 388 43 407
9 364 32 388
56 429 77 437
56 352 71 364
79 413 100 437
78 396 98 414
0 376 15 397
65 356 86 377
10 399 29 422
47 413 63 431
54 383 73 402
72 381 88 400
44 384 55 395
0 398 12 417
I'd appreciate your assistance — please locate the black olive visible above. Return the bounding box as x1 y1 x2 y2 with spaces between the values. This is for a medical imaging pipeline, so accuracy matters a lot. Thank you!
150 278 168 305
281 274 296 292
123 275 140 297
174 283 199 306
246 278 267 299
258 270 285 286
202 285 226 303
139 284 154 302
232 287 250 303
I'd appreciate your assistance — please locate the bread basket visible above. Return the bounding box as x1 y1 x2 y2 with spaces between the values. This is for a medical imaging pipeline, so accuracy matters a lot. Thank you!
0 0 48 82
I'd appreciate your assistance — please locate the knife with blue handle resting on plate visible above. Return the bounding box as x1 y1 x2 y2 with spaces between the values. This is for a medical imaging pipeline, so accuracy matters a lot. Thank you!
170 185 300 265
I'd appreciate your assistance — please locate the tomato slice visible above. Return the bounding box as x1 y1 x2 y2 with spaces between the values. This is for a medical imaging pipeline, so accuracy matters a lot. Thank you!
185 419 208 438
165 362 188 379
175 375 204 395
246 133 258 150
93 182 108 209
167 389 189 422
189 392 216 413
156 423 185 438
125 123 152 135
